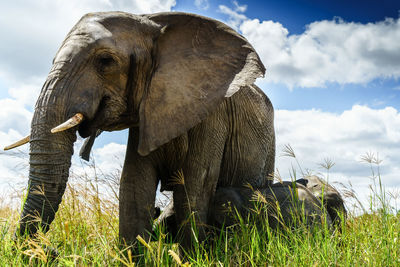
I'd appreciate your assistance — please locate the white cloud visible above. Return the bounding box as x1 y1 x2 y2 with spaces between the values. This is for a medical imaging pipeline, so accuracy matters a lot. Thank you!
232 0 247 13
218 4 247 30
194 0 209 10
275 105 400 210
240 17 400 88
7 77 43 108
0 99 32 135
92 142 126 170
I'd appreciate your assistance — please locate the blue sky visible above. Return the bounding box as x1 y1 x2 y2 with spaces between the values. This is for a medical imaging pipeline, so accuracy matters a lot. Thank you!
1 0 400 210
178 0 400 34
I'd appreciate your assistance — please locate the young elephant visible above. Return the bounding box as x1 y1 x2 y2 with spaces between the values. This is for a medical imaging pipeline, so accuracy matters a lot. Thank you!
154 182 333 240
296 176 347 226
209 182 332 230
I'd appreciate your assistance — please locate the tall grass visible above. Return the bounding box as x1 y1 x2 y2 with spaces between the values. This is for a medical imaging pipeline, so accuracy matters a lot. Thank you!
0 148 399 266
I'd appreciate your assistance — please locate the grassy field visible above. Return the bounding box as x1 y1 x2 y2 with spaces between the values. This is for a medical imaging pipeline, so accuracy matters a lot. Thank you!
0 150 399 266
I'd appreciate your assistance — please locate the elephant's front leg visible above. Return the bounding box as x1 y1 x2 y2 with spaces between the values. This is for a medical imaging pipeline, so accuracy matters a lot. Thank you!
119 129 159 246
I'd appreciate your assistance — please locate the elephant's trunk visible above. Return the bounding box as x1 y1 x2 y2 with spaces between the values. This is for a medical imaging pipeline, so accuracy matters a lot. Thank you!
19 67 77 235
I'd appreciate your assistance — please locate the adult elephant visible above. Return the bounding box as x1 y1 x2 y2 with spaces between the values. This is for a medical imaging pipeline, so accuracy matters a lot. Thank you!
6 12 274 246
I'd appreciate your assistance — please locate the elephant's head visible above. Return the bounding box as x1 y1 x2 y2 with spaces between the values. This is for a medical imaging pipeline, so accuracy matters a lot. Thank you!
13 11 265 235
296 176 347 225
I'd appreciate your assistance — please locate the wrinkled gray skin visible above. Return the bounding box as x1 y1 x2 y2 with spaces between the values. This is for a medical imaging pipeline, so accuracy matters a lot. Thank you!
157 177 347 238
156 182 333 239
296 175 347 226
19 11 274 247
215 182 333 229
211 182 333 229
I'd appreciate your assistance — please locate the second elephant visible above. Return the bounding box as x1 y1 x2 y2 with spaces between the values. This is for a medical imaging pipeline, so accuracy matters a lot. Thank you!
209 182 333 230
155 178 345 239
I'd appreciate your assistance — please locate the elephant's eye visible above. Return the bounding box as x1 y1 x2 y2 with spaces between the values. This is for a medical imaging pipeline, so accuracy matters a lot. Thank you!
95 54 117 73
99 56 114 66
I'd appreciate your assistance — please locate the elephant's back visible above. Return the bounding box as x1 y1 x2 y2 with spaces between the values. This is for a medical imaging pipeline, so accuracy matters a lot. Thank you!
218 84 275 188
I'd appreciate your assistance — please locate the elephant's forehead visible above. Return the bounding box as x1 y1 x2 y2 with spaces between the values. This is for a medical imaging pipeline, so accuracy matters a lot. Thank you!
54 20 113 63
75 18 113 41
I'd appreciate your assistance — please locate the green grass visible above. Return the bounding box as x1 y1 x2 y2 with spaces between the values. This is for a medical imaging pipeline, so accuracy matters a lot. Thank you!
0 149 399 266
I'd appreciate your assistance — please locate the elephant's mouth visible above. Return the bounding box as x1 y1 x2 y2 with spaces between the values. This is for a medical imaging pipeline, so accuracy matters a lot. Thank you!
77 96 109 138
77 96 138 138
78 120 94 138
78 119 128 138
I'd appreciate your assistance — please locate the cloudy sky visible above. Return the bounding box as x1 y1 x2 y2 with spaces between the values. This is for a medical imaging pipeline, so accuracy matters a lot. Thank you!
1 0 400 211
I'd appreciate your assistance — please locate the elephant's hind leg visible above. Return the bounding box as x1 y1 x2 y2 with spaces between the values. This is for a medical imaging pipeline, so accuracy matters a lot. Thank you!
172 117 228 247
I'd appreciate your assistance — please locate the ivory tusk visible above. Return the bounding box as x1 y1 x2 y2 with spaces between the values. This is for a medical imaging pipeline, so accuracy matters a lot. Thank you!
51 113 84 133
4 135 30 151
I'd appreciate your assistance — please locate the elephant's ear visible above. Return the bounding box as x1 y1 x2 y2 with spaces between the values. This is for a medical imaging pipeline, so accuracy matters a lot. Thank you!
138 12 265 156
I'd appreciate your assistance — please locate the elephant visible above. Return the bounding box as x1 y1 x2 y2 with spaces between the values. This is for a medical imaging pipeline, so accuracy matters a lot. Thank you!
296 175 347 226
6 11 274 247
154 181 334 240
209 182 333 230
